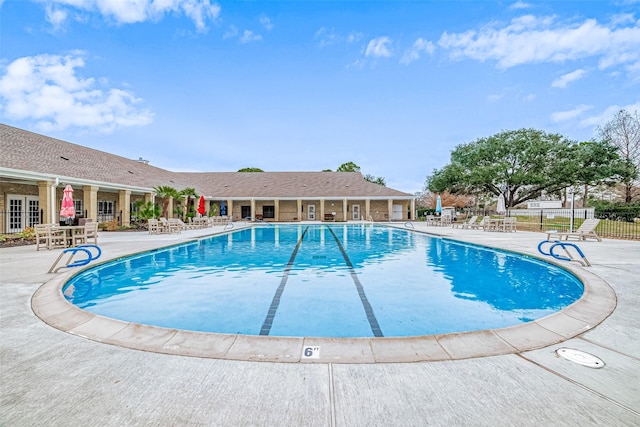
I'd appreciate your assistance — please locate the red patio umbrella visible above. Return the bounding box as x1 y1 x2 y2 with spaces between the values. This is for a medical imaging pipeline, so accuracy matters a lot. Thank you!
60 185 75 219
197 195 205 216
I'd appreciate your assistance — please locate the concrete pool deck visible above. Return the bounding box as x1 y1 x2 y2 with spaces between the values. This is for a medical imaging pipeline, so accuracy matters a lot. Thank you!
1 222 639 425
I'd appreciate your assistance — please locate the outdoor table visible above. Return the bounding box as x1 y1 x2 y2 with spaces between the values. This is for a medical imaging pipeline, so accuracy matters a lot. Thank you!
485 218 504 232
52 225 87 247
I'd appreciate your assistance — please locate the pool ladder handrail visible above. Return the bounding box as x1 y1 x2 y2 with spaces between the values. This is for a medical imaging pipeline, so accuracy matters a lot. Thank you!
48 244 102 273
537 240 591 267
404 221 415 229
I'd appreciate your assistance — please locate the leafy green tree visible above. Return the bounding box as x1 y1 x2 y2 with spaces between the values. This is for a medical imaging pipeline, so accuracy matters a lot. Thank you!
596 109 640 202
336 162 361 172
134 201 160 223
573 140 628 206
153 185 179 218
238 167 264 172
426 129 579 207
336 162 386 185
364 174 386 186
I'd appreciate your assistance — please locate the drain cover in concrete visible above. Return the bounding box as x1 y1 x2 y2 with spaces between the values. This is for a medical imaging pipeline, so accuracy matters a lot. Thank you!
556 348 605 368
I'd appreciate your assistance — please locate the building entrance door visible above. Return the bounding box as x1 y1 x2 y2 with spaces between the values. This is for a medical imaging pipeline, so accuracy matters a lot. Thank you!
6 195 39 233
352 204 360 220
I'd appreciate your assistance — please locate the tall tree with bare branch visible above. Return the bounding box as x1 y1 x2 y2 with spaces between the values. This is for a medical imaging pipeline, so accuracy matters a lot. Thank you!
597 110 640 202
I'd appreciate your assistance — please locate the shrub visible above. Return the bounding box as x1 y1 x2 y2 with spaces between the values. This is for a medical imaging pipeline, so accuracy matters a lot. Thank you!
18 227 35 239
592 201 640 222
99 219 120 231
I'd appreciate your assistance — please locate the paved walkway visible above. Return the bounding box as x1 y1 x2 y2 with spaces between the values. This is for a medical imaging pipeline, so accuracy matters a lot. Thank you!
1 222 639 426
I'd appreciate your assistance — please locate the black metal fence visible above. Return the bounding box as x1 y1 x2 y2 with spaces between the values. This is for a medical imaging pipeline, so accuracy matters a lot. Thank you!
1 209 121 235
419 207 640 240
501 209 640 240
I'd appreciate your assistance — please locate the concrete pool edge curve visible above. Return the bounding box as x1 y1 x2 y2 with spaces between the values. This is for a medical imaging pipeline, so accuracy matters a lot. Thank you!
30 237 617 364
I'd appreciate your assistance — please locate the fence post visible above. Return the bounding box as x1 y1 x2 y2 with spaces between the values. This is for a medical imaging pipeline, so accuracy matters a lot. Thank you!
569 189 575 233
540 209 543 231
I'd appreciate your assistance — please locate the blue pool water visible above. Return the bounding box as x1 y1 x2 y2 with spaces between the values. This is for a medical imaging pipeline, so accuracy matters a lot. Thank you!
63 224 584 338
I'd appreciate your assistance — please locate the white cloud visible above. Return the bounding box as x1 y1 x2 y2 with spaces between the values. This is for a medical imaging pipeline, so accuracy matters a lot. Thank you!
550 104 592 122
400 38 435 65
260 15 273 31
314 27 363 47
510 2 531 10
45 4 68 30
580 102 640 127
438 14 640 74
365 36 393 58
552 69 587 88
223 24 238 39
0 53 153 133
37 0 221 32
239 30 262 44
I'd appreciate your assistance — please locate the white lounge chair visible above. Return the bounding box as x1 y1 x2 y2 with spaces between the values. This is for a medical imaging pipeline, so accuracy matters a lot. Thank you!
455 215 478 229
546 218 602 242
471 216 491 231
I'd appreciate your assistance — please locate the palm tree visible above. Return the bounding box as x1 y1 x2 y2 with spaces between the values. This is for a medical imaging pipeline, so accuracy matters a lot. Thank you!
179 187 198 221
153 185 179 218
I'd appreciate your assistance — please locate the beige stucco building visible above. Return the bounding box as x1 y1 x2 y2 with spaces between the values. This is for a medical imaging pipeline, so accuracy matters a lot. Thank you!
0 124 415 233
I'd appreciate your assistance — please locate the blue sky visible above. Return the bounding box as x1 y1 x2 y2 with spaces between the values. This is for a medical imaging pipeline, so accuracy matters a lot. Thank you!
1 0 639 194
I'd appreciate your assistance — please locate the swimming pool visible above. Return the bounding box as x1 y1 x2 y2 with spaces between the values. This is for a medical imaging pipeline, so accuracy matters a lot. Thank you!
62 224 584 338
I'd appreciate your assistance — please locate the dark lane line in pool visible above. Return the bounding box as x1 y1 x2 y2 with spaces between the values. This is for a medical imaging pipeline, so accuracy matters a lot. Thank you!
327 227 383 337
259 226 310 336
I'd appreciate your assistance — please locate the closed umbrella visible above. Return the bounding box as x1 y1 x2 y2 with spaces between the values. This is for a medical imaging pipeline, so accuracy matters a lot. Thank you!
197 196 205 216
220 200 226 216
435 195 442 215
60 185 75 222
497 193 506 215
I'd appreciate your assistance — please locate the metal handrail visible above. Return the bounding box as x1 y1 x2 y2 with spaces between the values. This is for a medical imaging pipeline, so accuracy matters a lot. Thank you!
537 240 591 267
48 244 102 273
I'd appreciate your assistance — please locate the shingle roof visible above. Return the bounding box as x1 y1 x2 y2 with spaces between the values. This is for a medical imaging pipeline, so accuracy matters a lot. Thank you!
176 172 411 199
1 124 412 199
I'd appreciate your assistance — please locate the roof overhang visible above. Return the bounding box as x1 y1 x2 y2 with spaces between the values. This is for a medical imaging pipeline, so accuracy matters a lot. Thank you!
0 167 154 194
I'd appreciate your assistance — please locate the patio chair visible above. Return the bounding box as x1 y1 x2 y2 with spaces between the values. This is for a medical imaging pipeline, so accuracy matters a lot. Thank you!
455 215 478 229
148 219 160 234
35 224 67 250
470 216 490 230
84 222 99 244
166 218 183 233
501 217 517 232
546 218 602 242
35 224 49 251
160 218 184 233
439 214 452 227
71 219 97 246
